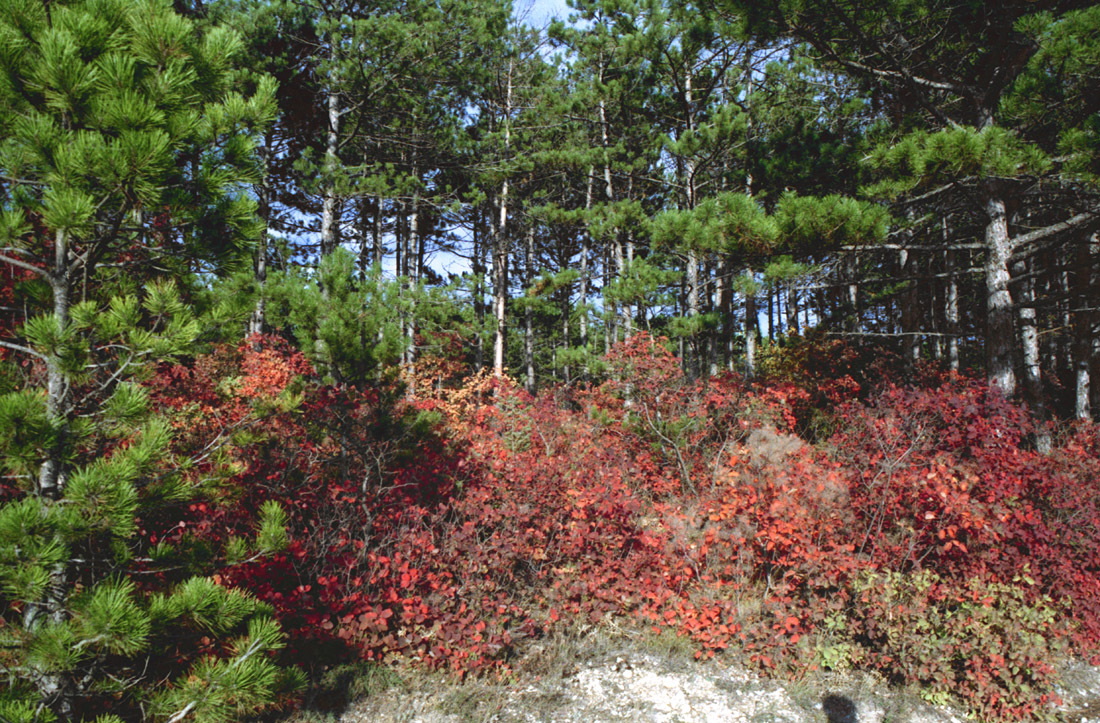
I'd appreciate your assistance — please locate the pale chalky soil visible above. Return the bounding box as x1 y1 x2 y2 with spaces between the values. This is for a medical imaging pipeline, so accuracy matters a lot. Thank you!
337 653 982 723
334 640 1100 723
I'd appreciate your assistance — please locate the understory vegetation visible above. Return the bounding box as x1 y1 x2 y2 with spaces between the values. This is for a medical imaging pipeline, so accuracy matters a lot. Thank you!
109 334 1100 720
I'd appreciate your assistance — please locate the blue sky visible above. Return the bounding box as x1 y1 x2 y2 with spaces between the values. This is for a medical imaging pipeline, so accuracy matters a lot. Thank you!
515 0 573 27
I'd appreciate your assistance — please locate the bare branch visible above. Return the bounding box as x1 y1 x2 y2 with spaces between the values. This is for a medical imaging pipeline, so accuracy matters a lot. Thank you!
0 253 51 280
0 339 47 362
1012 211 1098 249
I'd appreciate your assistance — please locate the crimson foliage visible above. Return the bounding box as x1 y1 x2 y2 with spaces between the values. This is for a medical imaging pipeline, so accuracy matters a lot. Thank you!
147 334 1100 721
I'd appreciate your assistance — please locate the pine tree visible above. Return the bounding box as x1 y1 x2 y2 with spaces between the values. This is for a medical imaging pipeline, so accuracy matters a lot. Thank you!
0 1 298 719
728 0 1100 404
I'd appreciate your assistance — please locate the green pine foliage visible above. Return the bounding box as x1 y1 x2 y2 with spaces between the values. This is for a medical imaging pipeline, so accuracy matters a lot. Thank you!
0 1 298 720
0 284 302 722
863 126 1051 197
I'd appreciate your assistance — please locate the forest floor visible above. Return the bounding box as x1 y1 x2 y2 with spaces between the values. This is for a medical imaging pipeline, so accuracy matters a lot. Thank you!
283 627 1100 723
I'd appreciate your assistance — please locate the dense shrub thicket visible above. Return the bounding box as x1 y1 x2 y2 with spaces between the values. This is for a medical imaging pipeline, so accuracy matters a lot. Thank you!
144 333 1100 722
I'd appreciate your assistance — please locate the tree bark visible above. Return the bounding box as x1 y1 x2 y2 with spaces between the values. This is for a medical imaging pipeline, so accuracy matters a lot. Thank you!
32 229 74 719
320 87 340 260
405 184 419 398
745 270 757 380
580 168 592 377
492 61 513 379
983 188 1016 396
493 189 508 379
1016 256 1049 451
900 248 920 367
524 226 535 392
945 220 960 371
40 229 70 500
1075 233 1098 420
473 209 485 372
846 253 860 333
250 140 271 337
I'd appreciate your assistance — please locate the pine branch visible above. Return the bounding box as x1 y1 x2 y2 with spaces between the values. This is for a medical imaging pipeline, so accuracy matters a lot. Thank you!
1012 211 1097 249
0 252 51 279
164 637 268 723
835 58 963 92
0 339 47 362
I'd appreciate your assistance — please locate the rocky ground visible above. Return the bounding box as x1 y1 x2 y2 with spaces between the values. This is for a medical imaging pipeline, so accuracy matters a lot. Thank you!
289 630 1100 723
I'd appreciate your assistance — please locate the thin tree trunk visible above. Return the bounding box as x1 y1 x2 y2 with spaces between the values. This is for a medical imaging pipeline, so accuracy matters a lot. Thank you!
40 231 70 500
787 281 799 334
493 61 513 379
406 183 419 398
250 141 271 337
720 256 734 370
30 230 74 718
846 253 859 333
745 269 757 380
320 87 340 260
946 245 960 371
900 248 920 368
706 259 717 376
374 195 384 269
524 226 535 392
1016 256 1049 451
624 177 636 341
679 66 701 374
598 89 624 346
580 168 592 377
474 209 485 372
983 187 1017 395
562 292 571 385
1075 233 1098 420
766 284 774 341
493 188 508 378
716 260 729 370
605 244 612 355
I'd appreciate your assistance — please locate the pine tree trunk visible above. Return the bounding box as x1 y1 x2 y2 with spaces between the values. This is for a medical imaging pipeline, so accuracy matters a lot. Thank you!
945 219 960 371
605 244 612 355
374 195 384 269
474 210 485 372
524 226 535 393
562 293 571 385
682 68 701 375
598 92 624 347
580 168 592 368
493 185 508 378
1016 256 1049 451
40 230 70 501
846 253 859 333
406 187 419 398
624 176 636 341
250 141 271 337
612 236 624 344
1075 233 1098 420
792 281 800 334
493 62 512 379
766 284 774 341
720 256 734 370
687 250 700 375
900 248 920 368
983 188 1017 396
320 87 340 260
745 270 757 380
707 260 717 376
33 230 74 718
